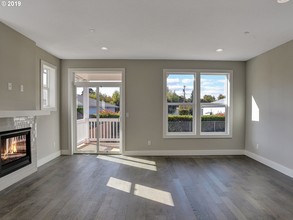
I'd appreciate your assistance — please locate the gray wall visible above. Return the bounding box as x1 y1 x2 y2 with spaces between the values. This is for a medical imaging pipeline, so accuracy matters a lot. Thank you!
0 22 36 110
61 60 246 152
0 22 61 162
246 40 293 170
36 47 61 161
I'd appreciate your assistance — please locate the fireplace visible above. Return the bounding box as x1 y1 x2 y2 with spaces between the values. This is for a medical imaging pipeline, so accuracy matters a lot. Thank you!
0 128 31 177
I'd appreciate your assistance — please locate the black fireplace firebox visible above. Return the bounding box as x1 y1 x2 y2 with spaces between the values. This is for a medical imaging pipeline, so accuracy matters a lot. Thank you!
0 128 31 177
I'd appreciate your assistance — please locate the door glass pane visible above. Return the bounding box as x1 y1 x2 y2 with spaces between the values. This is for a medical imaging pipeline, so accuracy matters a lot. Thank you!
99 87 120 153
76 87 97 153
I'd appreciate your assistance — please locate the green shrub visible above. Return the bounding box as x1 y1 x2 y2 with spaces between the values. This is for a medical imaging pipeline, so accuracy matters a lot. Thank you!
178 105 192 115
77 106 83 114
168 115 225 121
91 110 120 118
201 115 225 121
168 115 192 121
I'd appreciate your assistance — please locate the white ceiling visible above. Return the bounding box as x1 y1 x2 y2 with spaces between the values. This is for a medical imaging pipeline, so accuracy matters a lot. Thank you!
1 0 293 61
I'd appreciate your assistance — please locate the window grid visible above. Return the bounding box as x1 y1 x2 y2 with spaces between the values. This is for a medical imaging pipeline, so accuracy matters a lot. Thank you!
41 60 57 111
163 70 232 138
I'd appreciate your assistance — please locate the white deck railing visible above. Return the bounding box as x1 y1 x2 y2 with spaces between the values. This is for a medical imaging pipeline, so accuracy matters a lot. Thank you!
77 118 120 143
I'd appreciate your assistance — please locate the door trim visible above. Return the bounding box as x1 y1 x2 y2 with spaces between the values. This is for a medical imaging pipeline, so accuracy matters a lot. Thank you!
68 68 125 155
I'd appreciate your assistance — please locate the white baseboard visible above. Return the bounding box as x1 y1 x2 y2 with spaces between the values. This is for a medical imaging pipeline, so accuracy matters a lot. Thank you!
37 150 61 167
245 150 293 178
61 149 71 155
124 149 245 156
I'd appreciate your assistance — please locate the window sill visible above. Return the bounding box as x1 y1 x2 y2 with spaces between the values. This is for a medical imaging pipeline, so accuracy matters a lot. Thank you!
163 134 232 139
41 107 57 112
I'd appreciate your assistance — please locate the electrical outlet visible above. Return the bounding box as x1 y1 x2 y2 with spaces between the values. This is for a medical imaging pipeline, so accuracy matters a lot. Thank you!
147 140 152 146
8 83 12 91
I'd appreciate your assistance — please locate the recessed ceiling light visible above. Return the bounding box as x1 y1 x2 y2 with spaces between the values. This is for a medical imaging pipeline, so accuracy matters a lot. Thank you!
101 47 108 51
89 29 95 33
277 0 290 3
216 48 223 52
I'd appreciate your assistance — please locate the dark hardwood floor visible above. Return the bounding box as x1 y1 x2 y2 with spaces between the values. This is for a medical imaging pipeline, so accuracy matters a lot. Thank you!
0 155 292 220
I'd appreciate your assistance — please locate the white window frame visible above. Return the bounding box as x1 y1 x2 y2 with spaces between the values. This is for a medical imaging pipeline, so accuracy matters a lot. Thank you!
163 69 233 138
41 60 57 111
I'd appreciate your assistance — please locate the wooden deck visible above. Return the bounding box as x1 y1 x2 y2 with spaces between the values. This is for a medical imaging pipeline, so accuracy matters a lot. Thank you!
77 142 120 153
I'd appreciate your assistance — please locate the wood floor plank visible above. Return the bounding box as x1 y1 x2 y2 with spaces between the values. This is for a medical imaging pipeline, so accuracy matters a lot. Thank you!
0 155 292 220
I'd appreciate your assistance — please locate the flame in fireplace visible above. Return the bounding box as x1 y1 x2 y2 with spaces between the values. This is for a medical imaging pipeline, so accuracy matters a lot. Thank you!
3 149 8 160
11 142 17 154
2 138 18 160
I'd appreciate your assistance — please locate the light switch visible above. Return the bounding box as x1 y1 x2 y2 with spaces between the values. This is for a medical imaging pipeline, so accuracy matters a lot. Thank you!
20 85 24 92
8 83 12 91
126 112 129 118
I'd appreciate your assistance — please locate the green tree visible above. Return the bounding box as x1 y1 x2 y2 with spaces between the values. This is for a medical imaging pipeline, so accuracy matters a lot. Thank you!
178 105 192 115
201 95 216 103
99 93 112 103
166 88 181 102
89 88 96 99
217 94 226 100
111 90 120 106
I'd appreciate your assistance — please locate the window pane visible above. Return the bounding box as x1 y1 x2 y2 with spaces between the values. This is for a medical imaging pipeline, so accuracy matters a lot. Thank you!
168 105 193 132
43 72 48 87
200 74 227 104
201 105 226 133
167 74 194 103
43 89 48 107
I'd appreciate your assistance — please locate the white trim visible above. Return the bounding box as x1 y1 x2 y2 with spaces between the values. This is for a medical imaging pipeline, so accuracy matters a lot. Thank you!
68 68 126 155
245 150 293 178
0 110 50 118
124 149 244 156
37 150 61 167
41 60 57 111
61 149 71 155
163 69 233 138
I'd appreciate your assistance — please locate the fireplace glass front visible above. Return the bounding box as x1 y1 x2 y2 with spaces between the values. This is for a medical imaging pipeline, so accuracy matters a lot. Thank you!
0 128 31 177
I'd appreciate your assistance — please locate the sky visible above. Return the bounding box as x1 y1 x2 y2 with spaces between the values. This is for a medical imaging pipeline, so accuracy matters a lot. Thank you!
167 74 227 98
76 87 119 97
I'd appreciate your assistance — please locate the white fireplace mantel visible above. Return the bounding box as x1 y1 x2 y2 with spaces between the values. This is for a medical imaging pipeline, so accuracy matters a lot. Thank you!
0 110 50 118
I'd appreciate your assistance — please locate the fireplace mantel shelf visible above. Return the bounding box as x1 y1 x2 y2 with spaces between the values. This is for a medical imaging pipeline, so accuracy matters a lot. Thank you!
0 110 50 118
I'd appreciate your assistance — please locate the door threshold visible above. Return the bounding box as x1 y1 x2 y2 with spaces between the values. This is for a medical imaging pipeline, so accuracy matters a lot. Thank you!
97 152 121 155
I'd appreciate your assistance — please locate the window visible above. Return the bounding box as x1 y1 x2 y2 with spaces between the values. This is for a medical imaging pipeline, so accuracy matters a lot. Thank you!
163 70 232 138
41 60 57 110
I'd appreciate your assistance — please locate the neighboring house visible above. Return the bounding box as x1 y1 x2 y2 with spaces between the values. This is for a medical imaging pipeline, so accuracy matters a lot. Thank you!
77 95 119 115
202 98 226 115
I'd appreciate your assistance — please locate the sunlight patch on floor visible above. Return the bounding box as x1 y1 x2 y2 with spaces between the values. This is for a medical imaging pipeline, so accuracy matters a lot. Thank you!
134 184 174 207
106 177 174 207
97 155 157 171
107 177 132 193
110 155 156 165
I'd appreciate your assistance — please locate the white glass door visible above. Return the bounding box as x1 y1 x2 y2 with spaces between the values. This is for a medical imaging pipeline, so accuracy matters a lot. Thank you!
75 86 98 153
74 84 121 154
97 85 121 154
